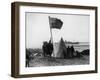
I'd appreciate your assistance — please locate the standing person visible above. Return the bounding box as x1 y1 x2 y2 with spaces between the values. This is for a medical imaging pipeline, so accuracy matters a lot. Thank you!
67 46 70 58
70 45 75 58
48 40 53 57
68 46 72 58
26 49 31 67
42 41 48 57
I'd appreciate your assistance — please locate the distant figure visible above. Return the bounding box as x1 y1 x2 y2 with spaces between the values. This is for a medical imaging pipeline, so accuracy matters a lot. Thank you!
26 49 31 67
67 46 70 58
70 45 75 58
48 40 53 57
67 45 75 58
42 41 48 57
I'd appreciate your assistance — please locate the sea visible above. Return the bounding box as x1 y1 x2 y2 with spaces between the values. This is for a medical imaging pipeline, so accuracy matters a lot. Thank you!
66 42 89 52
54 42 89 52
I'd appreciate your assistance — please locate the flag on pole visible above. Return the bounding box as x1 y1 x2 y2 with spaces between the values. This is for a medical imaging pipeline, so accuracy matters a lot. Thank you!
49 16 63 29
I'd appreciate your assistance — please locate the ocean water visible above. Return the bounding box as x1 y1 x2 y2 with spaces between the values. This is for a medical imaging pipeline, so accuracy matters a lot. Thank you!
54 42 89 52
73 45 89 52
66 42 89 52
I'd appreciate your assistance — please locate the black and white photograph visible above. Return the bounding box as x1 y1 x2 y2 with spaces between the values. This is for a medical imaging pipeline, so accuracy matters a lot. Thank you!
11 2 97 78
25 13 90 67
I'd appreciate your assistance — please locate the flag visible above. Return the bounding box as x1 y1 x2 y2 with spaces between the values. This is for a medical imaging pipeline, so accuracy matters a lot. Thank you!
49 16 63 29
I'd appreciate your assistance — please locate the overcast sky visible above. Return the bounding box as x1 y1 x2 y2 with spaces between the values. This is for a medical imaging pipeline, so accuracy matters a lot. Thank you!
26 13 90 48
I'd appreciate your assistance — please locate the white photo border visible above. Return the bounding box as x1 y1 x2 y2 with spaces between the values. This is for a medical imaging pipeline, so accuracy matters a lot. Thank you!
19 5 96 75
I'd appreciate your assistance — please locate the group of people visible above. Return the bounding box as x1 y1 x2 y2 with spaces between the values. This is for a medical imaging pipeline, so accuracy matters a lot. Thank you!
42 40 53 57
42 40 76 58
66 45 75 58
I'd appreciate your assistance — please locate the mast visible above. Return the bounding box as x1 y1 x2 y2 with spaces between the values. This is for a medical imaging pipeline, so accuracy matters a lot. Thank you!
49 16 54 57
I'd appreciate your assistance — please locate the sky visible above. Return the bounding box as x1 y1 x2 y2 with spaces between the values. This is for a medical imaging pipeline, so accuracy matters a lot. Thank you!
26 12 90 48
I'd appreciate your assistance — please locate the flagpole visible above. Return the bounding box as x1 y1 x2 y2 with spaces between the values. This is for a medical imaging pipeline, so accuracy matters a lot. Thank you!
49 16 54 57
50 25 53 43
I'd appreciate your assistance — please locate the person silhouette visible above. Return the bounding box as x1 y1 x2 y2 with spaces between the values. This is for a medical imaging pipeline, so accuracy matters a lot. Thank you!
48 40 53 57
42 41 48 57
